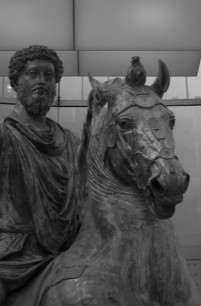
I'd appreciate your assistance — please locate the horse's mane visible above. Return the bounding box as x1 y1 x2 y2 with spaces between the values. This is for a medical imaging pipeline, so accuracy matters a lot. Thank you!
75 90 93 204
75 77 124 202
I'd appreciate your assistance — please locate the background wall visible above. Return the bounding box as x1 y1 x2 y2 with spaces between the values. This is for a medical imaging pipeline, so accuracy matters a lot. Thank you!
171 106 201 255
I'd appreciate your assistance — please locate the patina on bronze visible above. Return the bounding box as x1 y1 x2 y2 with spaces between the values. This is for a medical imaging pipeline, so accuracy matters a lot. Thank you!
7 57 201 305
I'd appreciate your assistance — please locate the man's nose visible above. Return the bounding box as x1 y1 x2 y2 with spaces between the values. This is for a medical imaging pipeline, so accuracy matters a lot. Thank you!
38 73 46 83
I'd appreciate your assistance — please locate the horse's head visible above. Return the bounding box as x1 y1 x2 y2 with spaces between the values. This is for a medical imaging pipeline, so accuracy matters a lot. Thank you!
86 57 189 219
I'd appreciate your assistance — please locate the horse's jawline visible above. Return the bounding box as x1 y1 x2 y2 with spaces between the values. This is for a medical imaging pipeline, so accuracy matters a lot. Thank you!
148 190 183 219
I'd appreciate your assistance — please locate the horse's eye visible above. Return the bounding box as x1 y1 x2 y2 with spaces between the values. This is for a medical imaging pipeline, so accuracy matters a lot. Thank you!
169 117 175 129
118 119 134 131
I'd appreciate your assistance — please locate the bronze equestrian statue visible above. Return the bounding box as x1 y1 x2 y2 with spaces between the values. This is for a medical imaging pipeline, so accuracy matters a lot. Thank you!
7 57 201 305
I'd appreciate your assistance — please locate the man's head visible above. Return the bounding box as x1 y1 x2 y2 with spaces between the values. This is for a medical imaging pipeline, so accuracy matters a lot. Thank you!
8 45 64 118
9 45 64 89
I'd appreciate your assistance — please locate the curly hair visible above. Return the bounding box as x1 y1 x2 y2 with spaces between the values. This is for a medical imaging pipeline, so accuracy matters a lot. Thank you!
8 45 64 90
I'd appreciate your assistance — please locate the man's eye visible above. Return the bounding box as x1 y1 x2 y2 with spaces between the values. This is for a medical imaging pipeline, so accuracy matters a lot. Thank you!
46 72 54 77
28 70 37 77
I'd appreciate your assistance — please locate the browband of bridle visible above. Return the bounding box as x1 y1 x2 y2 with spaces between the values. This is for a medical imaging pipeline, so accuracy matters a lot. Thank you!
115 96 167 118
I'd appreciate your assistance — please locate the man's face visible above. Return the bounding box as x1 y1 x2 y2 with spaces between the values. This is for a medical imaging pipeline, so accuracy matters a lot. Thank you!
17 59 57 118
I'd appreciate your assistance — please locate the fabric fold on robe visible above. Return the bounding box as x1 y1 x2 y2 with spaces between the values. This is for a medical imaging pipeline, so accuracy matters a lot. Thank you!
0 114 81 290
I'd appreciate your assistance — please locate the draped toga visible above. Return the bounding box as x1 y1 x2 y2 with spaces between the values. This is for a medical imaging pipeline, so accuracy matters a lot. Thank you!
0 113 81 291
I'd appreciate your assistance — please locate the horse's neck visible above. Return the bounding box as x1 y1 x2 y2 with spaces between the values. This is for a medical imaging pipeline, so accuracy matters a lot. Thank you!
79 148 181 276
75 146 193 296
87 146 159 240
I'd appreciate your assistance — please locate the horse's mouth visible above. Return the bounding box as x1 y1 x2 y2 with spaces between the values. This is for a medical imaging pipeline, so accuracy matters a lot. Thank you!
146 188 183 219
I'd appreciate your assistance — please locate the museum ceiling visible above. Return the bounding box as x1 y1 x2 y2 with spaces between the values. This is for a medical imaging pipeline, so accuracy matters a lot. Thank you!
0 0 200 76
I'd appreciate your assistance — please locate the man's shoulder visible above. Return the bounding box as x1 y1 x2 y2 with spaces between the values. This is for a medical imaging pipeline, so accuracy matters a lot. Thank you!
46 117 80 147
64 128 80 142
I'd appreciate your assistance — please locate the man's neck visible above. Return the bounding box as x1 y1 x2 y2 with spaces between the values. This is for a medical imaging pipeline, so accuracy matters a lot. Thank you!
11 99 49 131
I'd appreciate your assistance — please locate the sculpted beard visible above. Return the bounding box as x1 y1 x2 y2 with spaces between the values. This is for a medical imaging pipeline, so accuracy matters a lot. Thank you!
17 84 56 117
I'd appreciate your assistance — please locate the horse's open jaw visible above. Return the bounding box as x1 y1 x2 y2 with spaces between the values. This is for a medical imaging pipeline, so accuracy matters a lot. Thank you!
145 187 183 219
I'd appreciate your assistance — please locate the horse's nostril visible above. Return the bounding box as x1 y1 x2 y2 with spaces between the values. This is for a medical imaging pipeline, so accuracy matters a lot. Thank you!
151 179 165 195
184 173 190 192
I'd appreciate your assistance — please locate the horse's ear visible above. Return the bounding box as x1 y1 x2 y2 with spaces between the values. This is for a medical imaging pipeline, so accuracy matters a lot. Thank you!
88 73 102 91
88 73 119 112
150 59 170 98
88 73 108 112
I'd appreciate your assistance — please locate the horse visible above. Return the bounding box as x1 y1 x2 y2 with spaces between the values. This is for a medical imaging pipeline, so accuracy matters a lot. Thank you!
7 57 201 306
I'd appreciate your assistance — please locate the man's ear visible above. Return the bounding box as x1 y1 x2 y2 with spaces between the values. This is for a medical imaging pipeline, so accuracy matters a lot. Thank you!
10 80 18 92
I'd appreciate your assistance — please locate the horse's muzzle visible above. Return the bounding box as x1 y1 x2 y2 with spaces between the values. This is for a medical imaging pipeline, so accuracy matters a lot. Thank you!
145 157 190 219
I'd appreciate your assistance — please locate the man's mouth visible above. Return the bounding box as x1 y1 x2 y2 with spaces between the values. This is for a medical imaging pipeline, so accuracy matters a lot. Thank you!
33 88 48 95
